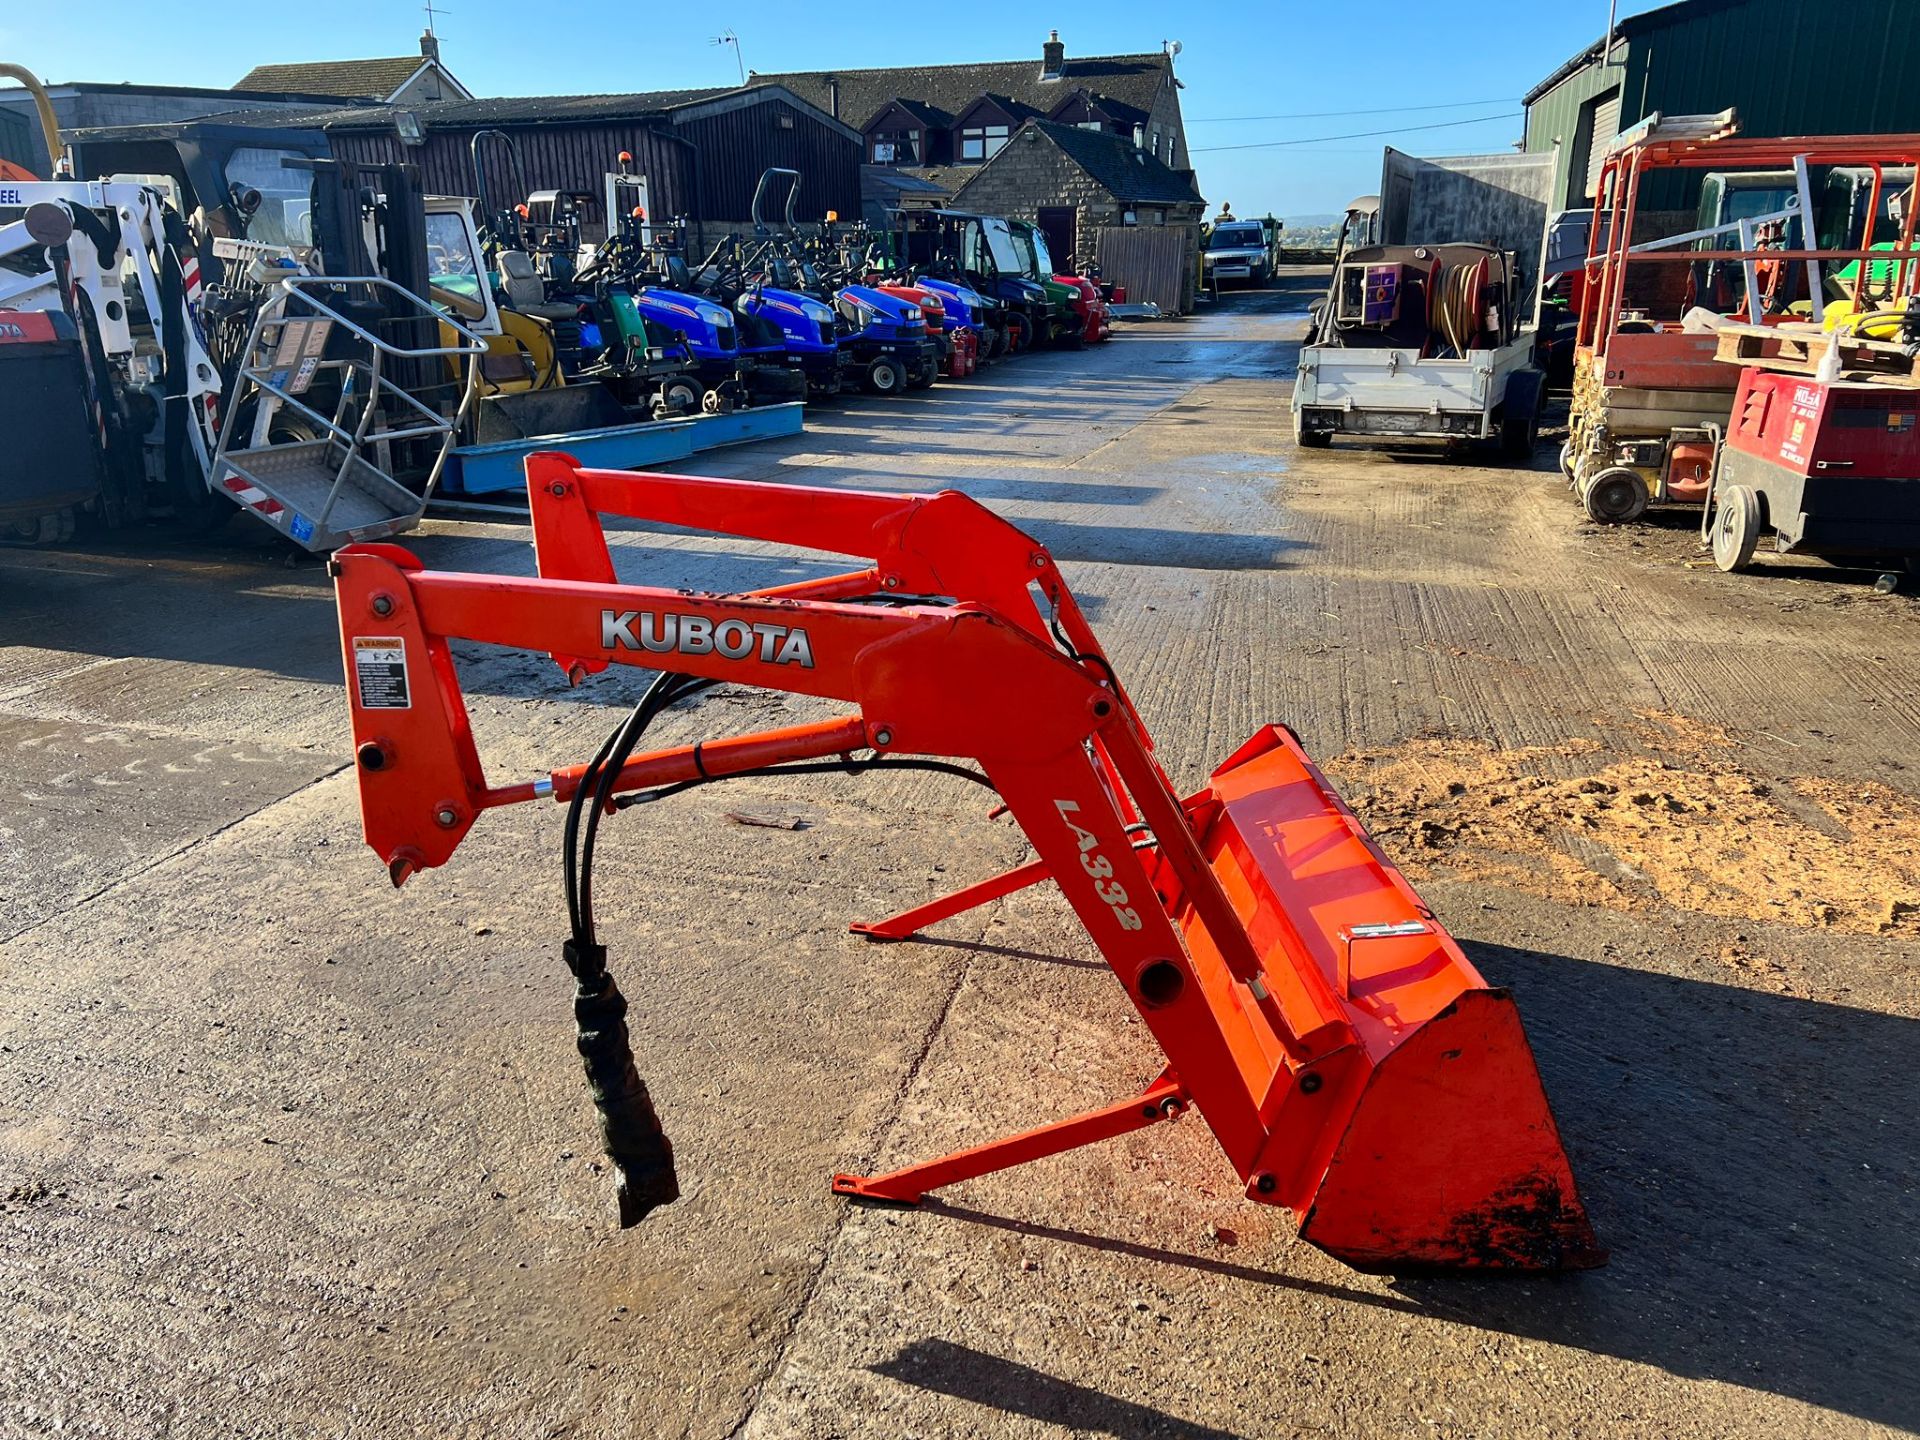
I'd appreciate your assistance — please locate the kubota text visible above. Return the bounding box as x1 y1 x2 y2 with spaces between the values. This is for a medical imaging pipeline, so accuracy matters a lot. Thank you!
600 609 817 668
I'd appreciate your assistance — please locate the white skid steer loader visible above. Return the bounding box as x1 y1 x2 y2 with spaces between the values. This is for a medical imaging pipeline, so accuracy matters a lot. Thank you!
0 66 486 550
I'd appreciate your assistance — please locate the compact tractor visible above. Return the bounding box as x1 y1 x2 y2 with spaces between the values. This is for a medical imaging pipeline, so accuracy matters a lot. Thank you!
895 208 1050 355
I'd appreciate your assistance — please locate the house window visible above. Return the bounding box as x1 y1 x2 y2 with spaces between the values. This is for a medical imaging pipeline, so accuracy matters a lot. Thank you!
960 124 1010 161
1078 120 1102 132
871 129 921 164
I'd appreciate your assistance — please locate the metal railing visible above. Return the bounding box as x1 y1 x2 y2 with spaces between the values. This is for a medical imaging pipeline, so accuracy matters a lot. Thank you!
211 274 489 544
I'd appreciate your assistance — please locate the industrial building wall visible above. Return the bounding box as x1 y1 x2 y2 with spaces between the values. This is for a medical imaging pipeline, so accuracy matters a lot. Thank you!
325 124 690 239
1621 0 1920 140
1526 0 1920 209
672 93 860 229
1525 51 1622 210
1380 149 1556 306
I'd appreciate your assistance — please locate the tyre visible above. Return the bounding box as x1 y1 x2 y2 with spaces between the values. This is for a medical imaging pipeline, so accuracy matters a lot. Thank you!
1293 411 1332 449
1500 369 1545 463
1710 484 1763 572
863 356 906 396
2 507 78 546
1581 466 1650 524
660 377 700 415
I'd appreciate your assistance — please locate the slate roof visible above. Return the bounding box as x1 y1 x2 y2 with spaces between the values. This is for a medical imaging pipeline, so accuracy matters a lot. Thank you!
748 50 1172 131
863 96 955 130
861 165 954 205
958 119 1203 206
311 87 735 129
64 84 857 147
234 58 437 101
1077 94 1150 128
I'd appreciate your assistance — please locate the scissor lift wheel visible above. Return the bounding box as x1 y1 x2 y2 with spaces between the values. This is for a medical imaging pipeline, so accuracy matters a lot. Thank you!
1581 466 1651 524
1711 484 1764 571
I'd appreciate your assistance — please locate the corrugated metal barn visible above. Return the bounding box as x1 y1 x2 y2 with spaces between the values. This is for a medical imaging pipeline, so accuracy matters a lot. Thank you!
260 85 860 242
1525 0 1920 210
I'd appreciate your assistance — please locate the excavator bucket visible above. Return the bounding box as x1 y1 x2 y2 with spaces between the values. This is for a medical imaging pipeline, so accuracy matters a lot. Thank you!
1177 728 1603 1271
330 455 1602 1273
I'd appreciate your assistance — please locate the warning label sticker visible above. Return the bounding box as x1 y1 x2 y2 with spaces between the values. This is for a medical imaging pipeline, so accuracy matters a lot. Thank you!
353 636 410 709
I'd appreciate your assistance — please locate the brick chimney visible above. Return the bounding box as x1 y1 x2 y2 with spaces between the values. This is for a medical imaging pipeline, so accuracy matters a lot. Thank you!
420 28 441 62
1041 29 1065 79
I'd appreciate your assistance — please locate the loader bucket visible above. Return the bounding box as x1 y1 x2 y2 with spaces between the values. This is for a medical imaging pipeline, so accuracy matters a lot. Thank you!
1172 726 1604 1272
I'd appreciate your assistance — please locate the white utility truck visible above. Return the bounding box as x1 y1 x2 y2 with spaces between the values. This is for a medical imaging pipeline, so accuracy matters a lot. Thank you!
1292 237 1544 460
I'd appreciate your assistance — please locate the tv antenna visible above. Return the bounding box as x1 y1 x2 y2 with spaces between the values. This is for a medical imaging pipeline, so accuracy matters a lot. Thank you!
423 0 451 36
712 30 746 87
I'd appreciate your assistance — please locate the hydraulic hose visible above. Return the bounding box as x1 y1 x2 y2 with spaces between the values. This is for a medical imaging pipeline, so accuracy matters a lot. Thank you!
1431 260 1484 358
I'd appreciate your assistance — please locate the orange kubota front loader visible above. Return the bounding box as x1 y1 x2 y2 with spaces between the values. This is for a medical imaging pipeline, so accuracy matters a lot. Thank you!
332 455 1603 1273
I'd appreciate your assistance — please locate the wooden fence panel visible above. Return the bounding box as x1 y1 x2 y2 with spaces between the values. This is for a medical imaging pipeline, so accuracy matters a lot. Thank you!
1095 225 1198 315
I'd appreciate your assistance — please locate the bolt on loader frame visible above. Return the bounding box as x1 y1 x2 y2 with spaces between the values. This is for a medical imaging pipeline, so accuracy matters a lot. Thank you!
332 456 1603 1273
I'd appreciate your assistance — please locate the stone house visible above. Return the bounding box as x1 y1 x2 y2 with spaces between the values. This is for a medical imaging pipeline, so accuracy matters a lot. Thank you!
747 30 1195 203
951 120 1205 269
235 32 472 107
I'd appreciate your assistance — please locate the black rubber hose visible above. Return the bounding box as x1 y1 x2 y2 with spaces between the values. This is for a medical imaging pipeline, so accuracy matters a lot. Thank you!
567 941 678 1225
556 670 717 1226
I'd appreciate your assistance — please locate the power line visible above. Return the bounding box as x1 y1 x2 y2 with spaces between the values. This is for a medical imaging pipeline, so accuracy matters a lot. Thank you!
1191 112 1518 155
1188 98 1519 124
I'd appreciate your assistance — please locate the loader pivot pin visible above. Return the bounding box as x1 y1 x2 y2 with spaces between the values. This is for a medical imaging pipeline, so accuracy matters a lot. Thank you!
331 455 1602 1273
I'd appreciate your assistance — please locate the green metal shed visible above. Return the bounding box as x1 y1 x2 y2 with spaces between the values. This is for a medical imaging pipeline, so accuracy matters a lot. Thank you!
1525 0 1920 211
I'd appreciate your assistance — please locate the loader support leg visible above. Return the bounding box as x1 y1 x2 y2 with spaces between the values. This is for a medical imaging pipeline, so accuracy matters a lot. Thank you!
832 1071 1186 1204
850 857 1051 940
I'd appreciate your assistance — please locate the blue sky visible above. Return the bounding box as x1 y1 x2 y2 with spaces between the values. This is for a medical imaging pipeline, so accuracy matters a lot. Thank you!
3 0 1670 217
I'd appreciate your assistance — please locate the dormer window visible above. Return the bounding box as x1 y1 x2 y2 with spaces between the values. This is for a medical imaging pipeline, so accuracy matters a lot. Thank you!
960 124 1010 161
872 128 922 164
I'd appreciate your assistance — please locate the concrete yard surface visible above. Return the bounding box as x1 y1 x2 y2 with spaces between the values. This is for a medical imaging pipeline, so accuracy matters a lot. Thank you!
2 278 1916 1439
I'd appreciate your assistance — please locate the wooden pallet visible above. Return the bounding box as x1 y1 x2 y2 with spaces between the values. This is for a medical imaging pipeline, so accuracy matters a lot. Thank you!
1714 323 1920 387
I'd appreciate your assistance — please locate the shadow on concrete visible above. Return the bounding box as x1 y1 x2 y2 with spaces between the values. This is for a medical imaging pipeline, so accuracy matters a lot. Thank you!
887 935 1107 972
913 943 1919 1430
1027 520 1303 571
872 1337 1247 1440
1406 940 1920 1431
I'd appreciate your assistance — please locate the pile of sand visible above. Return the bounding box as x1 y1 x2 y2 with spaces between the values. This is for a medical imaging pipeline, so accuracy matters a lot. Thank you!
1325 714 1920 936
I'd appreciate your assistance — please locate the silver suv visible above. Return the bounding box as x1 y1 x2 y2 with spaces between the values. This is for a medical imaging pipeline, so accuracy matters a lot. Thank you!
1203 221 1271 287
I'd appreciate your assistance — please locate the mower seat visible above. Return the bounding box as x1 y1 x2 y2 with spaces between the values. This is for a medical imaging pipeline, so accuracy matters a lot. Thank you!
498 250 579 323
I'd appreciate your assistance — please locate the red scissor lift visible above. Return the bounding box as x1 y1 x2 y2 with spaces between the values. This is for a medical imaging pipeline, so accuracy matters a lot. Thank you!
332 457 1602 1273
1565 111 1920 524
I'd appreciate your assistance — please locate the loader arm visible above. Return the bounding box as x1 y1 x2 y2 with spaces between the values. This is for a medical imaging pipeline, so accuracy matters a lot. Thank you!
524 454 1118 710
332 457 1603 1273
